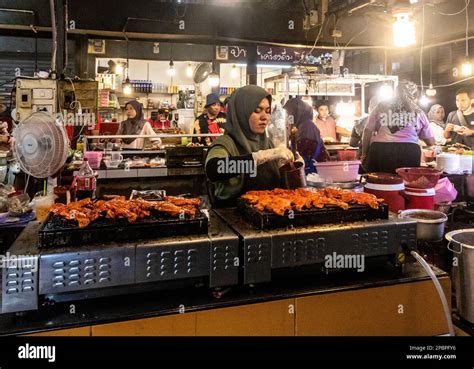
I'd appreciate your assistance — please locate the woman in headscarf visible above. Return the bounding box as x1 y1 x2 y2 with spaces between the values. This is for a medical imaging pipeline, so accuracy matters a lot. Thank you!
427 104 449 146
205 85 297 205
360 80 435 174
117 100 161 150
283 98 324 174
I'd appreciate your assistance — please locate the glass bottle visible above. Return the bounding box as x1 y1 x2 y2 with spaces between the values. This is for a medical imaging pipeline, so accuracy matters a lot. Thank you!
75 158 97 200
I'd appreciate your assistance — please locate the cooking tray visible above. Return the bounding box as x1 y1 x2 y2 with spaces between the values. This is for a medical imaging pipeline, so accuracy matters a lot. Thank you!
38 209 208 248
166 146 206 167
237 198 388 230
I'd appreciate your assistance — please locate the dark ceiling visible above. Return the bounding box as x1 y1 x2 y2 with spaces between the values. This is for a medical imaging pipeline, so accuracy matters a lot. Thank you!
0 0 472 47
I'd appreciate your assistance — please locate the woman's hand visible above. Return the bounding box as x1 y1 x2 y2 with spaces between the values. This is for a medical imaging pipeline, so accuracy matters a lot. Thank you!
252 147 294 166
445 123 455 133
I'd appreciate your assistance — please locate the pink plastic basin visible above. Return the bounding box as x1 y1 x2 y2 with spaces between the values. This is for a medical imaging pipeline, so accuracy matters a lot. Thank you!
315 161 361 183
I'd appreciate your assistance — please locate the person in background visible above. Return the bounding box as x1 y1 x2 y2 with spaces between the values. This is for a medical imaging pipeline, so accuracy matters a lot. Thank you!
361 80 435 174
192 93 227 146
0 103 12 152
350 96 380 158
445 89 474 147
267 98 286 147
148 108 170 129
427 104 449 146
314 102 351 142
117 100 161 150
284 98 324 174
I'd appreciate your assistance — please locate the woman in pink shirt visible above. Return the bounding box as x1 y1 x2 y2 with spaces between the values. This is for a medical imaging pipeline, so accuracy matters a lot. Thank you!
361 80 435 173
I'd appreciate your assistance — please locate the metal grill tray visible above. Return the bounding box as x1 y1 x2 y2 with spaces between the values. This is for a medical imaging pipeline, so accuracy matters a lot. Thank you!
237 198 389 230
38 210 208 248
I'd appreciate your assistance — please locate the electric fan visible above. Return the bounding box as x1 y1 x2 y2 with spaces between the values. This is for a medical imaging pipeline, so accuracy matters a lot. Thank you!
12 112 69 179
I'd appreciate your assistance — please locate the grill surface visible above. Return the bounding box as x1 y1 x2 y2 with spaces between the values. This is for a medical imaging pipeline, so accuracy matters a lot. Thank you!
38 210 209 248
237 198 389 230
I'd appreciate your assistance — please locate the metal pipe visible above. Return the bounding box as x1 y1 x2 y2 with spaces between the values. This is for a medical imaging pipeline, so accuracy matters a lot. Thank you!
0 8 35 16
49 0 57 76
1 22 473 52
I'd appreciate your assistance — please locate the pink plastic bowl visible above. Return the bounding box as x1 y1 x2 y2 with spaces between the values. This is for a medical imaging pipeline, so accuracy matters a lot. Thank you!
315 161 361 183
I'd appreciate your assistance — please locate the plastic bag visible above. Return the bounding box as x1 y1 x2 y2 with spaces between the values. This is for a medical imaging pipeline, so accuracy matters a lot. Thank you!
434 177 458 204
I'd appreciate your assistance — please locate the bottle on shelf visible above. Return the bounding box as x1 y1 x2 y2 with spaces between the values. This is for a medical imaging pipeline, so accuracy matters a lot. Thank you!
74 158 97 201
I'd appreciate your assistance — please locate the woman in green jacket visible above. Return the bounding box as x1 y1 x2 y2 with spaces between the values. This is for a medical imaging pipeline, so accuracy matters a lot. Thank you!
205 85 297 206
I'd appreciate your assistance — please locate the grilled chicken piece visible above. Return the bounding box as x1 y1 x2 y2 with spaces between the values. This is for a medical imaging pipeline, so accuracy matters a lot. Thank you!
164 196 201 207
153 202 183 217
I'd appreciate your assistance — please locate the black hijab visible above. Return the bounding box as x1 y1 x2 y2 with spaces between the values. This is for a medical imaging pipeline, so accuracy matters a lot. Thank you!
119 100 146 144
209 85 281 194
283 98 321 142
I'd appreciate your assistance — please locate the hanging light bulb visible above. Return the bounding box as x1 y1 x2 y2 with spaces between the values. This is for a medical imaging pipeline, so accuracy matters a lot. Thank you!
186 63 193 78
461 60 473 77
419 94 430 107
378 84 394 101
393 12 416 47
426 84 437 97
168 59 176 77
208 71 220 87
122 77 132 95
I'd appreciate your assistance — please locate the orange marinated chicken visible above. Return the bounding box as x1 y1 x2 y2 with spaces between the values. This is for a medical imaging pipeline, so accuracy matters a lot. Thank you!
49 196 200 228
240 188 383 215
164 196 201 207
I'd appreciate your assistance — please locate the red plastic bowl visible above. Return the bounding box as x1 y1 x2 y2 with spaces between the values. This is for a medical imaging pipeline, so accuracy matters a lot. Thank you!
395 167 441 189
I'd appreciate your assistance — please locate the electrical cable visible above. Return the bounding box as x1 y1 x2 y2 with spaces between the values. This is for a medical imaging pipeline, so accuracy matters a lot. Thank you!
465 0 470 58
410 251 455 336
420 4 425 92
437 0 470 16
431 76 474 88
345 17 369 47
308 13 331 56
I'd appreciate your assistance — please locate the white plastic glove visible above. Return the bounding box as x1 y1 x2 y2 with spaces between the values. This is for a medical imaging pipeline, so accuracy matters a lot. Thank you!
252 147 294 166
294 152 305 166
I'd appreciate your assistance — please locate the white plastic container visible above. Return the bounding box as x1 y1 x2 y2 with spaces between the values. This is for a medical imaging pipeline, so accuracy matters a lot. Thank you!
436 153 460 174
315 161 361 183
459 155 473 174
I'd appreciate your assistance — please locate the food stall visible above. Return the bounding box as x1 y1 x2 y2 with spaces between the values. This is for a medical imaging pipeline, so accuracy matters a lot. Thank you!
2 0 473 345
